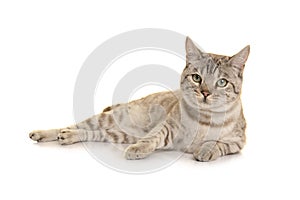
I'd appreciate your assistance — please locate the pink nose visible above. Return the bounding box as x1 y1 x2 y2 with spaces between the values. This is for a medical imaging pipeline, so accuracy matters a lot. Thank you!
201 91 210 97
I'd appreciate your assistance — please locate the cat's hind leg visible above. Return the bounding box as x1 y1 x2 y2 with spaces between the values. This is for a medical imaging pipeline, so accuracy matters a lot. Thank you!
29 125 78 142
29 113 102 143
57 129 83 145
29 129 61 142
57 128 139 145
29 127 86 144
29 112 103 143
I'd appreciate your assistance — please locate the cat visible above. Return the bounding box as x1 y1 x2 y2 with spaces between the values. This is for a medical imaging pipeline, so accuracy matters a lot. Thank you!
29 37 250 162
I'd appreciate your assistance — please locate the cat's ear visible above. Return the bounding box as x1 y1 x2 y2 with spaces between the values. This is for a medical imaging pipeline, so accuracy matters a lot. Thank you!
229 45 250 70
185 37 204 62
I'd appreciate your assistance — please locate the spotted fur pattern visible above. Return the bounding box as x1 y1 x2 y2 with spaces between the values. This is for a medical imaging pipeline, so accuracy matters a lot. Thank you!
29 37 250 162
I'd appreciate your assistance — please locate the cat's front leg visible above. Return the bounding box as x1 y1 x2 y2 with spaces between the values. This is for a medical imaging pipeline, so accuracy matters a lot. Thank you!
125 120 177 160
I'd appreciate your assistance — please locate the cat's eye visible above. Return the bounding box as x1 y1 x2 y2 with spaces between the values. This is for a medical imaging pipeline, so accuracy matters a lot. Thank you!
216 79 228 87
192 74 202 83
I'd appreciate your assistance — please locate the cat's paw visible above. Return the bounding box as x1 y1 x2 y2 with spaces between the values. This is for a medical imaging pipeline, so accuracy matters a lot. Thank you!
193 141 221 162
29 130 58 142
29 131 43 142
57 129 81 145
124 144 151 160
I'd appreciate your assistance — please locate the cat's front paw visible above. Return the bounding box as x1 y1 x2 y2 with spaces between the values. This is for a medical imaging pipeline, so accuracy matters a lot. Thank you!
193 141 221 162
57 129 81 145
124 144 152 160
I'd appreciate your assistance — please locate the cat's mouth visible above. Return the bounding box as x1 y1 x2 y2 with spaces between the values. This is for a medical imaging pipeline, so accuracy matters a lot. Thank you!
199 100 211 108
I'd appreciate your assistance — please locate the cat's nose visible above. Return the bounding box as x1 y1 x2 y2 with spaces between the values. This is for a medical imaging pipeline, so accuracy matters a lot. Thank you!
201 91 210 97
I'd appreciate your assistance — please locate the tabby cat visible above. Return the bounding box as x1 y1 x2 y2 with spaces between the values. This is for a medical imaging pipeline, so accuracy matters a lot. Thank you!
29 37 250 162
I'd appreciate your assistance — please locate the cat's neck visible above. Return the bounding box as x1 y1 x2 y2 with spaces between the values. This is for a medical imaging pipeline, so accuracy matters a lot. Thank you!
180 96 241 121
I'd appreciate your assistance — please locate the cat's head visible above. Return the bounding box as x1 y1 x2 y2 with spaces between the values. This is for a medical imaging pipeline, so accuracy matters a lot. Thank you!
180 37 250 110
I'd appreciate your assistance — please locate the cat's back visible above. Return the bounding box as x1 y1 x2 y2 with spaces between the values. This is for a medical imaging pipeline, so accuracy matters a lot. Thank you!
129 90 180 113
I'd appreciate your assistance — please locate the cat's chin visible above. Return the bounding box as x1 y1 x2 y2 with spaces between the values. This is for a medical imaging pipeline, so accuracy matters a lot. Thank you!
198 100 232 110
198 102 214 109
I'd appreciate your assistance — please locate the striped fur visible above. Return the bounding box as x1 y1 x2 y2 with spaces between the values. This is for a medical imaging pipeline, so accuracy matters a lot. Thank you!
29 37 250 162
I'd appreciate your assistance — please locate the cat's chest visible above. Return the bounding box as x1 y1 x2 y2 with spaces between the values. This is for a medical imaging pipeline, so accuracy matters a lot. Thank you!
176 112 236 151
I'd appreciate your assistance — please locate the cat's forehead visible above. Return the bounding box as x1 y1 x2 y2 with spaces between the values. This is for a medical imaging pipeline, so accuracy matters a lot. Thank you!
189 53 230 65
209 53 231 65
187 53 232 76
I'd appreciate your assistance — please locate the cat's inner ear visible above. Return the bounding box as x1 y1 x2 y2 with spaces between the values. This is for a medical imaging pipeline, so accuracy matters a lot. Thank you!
185 37 204 62
229 45 250 70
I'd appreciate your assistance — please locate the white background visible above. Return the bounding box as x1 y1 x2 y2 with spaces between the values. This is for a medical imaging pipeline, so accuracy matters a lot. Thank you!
1 0 299 199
